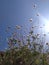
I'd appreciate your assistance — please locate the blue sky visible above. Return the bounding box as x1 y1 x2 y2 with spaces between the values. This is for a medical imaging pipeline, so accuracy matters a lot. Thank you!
0 0 49 50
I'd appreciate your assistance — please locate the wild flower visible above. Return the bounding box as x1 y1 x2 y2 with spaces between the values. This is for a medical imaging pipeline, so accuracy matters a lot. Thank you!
12 32 17 37
37 33 40 36
32 35 36 40
43 34 46 36
29 30 33 35
29 18 33 22
32 26 34 28
36 13 40 16
46 43 49 45
40 26 43 28
20 61 23 64
33 4 37 9
7 26 11 29
6 26 11 32
15 25 21 29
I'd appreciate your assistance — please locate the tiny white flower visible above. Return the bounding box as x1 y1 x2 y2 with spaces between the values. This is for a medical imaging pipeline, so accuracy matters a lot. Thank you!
29 18 33 22
16 25 21 29
33 4 37 8
36 13 40 16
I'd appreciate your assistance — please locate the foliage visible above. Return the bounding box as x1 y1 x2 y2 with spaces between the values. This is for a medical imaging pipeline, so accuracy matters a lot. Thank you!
0 24 49 65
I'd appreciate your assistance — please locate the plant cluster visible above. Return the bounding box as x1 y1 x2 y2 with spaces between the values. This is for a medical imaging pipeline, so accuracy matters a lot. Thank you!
0 24 49 65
